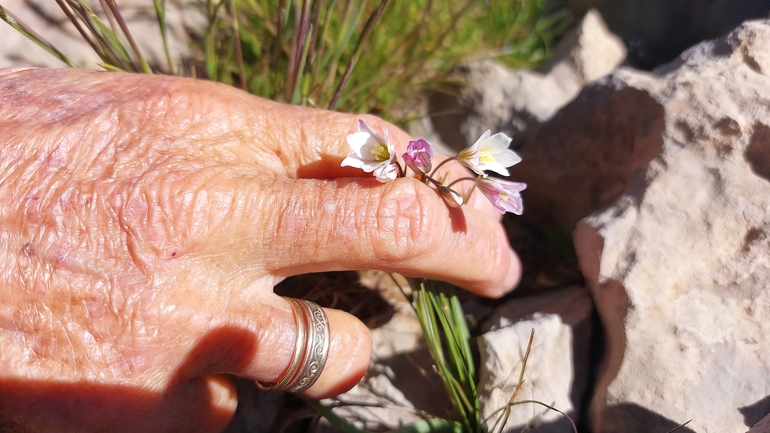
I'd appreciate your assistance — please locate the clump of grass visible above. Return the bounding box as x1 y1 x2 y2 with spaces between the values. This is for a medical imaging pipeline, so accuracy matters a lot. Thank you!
0 0 563 125
409 279 577 433
201 0 564 123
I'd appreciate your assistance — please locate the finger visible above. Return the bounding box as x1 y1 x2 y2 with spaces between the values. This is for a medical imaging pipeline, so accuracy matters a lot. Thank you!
241 108 502 218
191 293 371 399
224 176 520 297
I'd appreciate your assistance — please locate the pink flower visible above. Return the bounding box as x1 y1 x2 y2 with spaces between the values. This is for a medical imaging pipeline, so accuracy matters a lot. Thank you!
402 139 435 175
475 176 526 215
341 119 399 182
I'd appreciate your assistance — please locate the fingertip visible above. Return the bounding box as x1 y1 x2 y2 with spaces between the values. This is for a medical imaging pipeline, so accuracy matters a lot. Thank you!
454 215 522 298
303 309 372 399
499 248 523 297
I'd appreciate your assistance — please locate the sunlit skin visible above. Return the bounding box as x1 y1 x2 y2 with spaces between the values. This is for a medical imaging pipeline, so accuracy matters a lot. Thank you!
0 67 521 432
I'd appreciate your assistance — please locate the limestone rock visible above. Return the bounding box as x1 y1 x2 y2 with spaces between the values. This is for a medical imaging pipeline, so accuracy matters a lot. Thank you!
321 304 452 431
511 70 664 231
567 20 770 433
428 9 625 152
538 9 628 89
478 313 574 433
0 0 202 70
478 287 595 432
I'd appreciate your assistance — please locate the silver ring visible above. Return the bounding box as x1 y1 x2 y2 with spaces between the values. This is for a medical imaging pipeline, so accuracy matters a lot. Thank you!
256 298 330 393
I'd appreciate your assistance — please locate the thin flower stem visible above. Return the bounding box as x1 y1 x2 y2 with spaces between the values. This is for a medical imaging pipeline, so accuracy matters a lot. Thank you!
287 0 310 102
447 176 478 188
66 1 132 70
503 400 577 433
98 0 118 33
306 0 322 70
428 156 458 181
665 420 693 433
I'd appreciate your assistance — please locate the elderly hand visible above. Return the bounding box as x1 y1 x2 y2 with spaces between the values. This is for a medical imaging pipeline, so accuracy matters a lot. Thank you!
0 68 521 432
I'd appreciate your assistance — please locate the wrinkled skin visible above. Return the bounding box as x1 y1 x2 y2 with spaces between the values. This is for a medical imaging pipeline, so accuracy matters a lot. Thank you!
0 68 521 432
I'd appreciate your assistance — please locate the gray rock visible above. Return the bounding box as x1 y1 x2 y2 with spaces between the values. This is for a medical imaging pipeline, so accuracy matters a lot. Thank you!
427 9 625 152
567 20 770 433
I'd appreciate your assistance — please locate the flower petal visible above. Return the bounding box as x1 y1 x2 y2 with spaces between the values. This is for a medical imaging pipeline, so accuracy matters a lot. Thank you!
358 119 388 146
345 131 375 157
373 162 400 182
340 154 366 169
475 176 526 215
491 149 522 167
479 161 511 176
481 132 511 153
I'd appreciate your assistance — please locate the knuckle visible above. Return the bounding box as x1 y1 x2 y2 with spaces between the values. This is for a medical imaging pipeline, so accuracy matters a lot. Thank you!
114 167 245 264
369 180 440 263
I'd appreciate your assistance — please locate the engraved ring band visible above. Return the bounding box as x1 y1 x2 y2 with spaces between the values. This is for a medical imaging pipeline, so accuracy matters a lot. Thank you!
256 297 330 393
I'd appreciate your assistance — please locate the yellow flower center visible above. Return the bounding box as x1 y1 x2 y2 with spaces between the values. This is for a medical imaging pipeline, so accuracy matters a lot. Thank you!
370 143 390 162
499 190 509 202
479 149 494 163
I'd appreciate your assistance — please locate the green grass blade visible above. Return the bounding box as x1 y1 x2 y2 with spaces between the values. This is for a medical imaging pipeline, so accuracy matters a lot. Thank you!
328 0 389 110
388 418 464 433
103 0 152 73
302 398 368 433
153 0 175 74
0 4 77 67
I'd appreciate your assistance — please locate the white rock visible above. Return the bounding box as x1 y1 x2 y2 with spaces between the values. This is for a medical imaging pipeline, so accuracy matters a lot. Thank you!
321 303 451 431
477 313 575 433
570 20 770 433
539 9 628 90
0 0 202 70
481 287 595 431
512 69 664 231
427 9 625 152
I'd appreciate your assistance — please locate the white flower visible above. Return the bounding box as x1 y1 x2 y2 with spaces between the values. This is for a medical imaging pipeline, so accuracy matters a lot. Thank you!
341 119 399 182
458 130 521 176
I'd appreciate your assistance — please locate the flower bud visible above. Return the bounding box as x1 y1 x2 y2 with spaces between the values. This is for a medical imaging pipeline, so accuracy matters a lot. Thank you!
437 186 463 208
402 139 435 175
